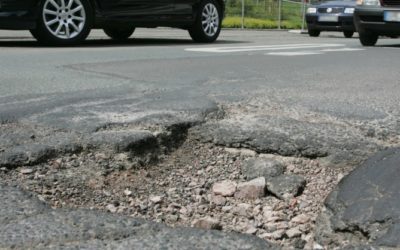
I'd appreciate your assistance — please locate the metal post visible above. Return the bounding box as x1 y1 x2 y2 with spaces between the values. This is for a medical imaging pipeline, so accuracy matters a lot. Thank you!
301 0 307 31
241 0 245 29
278 0 282 29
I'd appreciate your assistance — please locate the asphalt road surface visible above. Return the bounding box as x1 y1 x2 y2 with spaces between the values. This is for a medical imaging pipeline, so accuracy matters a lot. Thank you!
1 29 400 163
1 29 400 249
1 29 400 126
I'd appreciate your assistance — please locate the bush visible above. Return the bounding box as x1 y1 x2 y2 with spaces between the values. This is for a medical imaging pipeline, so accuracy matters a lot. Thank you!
222 17 301 29
222 16 243 28
223 0 304 29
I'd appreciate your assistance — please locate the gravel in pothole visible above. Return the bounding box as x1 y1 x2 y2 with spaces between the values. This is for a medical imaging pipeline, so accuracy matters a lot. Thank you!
0 139 353 249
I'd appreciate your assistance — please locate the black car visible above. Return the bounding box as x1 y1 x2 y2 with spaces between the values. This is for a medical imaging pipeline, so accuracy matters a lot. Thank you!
354 0 400 46
306 0 357 38
0 0 224 45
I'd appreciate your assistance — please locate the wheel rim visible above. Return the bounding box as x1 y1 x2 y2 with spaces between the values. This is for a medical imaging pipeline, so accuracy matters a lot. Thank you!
201 3 219 37
42 0 86 39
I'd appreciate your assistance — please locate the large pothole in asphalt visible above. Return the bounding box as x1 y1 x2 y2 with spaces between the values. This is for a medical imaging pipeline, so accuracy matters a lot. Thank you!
1 136 350 249
1 96 399 249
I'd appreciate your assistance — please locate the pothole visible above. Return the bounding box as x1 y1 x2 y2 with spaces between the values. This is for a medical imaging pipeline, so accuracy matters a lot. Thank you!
0 136 353 249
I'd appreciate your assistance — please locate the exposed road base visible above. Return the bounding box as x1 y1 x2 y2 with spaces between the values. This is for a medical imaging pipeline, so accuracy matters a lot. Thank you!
0 184 275 249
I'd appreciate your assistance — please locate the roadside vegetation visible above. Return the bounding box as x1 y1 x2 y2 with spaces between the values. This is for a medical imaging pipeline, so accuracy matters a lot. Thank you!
222 0 304 29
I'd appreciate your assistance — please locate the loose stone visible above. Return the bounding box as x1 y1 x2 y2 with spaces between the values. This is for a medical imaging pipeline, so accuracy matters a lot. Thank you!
114 153 129 161
149 195 163 204
106 204 118 213
243 158 285 180
193 217 222 230
286 227 302 238
211 195 227 206
225 148 257 157
212 180 237 197
222 206 232 213
124 189 133 196
291 214 311 224
20 168 34 174
235 177 266 200
232 203 252 217
245 226 258 235
261 229 286 240
266 174 306 200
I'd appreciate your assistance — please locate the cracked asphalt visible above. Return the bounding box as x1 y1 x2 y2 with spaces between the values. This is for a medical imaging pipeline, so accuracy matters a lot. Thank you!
1 29 400 249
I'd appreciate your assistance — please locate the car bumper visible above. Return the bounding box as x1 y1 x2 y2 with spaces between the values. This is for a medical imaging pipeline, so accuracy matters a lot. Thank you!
306 14 355 31
354 6 400 35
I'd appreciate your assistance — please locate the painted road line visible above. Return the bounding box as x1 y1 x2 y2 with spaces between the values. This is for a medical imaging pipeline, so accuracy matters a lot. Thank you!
267 47 365 56
321 48 365 52
185 44 345 53
267 51 323 56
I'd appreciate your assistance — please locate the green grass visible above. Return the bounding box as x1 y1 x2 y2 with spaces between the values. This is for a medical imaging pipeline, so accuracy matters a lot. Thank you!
222 16 302 29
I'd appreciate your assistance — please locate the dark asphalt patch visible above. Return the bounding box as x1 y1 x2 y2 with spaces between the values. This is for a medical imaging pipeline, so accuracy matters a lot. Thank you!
315 148 400 248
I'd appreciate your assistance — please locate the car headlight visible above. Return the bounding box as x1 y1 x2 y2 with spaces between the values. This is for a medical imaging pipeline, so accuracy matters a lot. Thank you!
344 8 355 13
356 0 381 5
307 7 317 14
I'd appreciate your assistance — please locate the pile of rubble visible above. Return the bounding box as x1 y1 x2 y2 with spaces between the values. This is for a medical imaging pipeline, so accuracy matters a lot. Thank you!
1 140 347 248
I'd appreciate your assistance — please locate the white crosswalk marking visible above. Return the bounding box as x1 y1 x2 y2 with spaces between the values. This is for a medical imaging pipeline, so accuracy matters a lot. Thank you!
185 44 345 53
321 48 365 52
268 51 323 56
185 43 365 56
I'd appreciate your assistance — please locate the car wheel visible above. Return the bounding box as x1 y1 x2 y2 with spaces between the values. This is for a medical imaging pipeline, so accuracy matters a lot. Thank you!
308 29 320 37
359 30 378 46
343 31 354 38
31 0 93 45
189 0 222 43
103 26 135 41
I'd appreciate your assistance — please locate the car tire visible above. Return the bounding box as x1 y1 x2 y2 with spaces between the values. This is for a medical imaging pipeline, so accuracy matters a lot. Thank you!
103 26 135 41
189 0 222 43
308 29 320 37
31 0 93 45
359 30 378 46
343 31 354 38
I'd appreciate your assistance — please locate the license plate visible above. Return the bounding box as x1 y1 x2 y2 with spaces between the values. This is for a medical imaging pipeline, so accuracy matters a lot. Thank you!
384 11 400 22
318 15 338 22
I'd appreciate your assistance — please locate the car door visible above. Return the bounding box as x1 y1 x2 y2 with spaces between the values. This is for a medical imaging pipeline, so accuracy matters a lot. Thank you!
174 0 198 16
98 0 174 19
